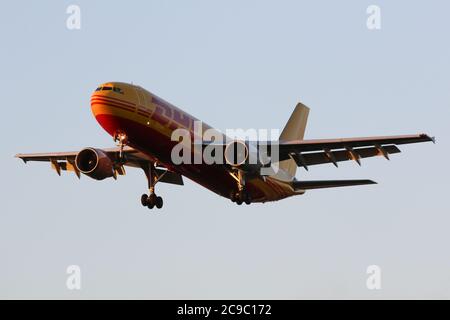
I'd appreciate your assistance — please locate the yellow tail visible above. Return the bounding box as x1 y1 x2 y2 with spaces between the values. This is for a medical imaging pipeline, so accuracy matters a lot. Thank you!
278 102 309 178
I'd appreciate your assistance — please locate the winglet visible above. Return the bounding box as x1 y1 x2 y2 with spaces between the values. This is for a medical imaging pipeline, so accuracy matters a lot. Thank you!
15 154 27 163
419 133 435 143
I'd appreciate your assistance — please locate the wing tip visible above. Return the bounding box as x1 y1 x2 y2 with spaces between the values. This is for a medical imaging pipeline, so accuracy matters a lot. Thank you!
420 133 436 144
15 154 27 163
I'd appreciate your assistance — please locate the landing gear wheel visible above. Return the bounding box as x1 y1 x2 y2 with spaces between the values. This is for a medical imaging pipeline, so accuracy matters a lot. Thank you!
146 193 156 209
244 194 252 205
232 190 251 205
141 194 148 206
155 196 163 209
149 193 157 203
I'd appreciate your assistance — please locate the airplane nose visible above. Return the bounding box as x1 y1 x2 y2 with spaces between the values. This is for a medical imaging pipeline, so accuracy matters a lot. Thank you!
90 82 137 137
91 83 135 115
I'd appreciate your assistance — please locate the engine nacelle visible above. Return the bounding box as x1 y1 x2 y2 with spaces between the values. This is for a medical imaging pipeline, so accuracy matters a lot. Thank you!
75 148 114 180
224 140 263 173
224 140 248 166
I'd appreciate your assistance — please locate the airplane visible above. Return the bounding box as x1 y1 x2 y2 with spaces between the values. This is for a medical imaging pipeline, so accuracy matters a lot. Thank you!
15 82 435 210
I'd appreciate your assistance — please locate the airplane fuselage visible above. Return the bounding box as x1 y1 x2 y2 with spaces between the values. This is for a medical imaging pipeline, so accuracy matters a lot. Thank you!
91 82 295 203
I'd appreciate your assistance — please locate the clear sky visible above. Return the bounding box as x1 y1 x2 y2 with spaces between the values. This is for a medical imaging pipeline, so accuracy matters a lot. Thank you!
0 0 448 299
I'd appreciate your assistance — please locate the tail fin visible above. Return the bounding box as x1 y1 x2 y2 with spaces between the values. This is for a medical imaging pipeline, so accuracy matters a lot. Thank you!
278 102 310 178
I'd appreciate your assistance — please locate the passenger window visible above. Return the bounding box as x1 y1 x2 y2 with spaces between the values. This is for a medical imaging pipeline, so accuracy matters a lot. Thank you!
102 86 112 91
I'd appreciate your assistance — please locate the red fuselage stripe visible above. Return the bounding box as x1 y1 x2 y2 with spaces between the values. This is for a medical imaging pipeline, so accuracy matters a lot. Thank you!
91 97 136 111
91 94 136 107
91 101 135 113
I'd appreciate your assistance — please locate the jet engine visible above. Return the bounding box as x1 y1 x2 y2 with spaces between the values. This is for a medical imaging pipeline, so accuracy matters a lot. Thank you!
224 140 249 166
224 140 268 173
75 148 115 180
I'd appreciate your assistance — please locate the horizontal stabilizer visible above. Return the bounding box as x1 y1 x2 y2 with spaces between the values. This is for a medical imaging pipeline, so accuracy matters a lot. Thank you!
293 179 376 190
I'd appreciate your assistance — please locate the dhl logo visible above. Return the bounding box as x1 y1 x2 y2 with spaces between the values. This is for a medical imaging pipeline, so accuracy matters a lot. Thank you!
150 96 198 132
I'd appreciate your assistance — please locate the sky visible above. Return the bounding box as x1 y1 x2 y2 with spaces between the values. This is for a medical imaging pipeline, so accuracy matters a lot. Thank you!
0 0 449 299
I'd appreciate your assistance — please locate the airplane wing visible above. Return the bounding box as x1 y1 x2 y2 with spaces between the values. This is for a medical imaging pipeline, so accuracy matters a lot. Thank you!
15 146 184 185
202 133 434 170
293 179 376 190
273 133 435 170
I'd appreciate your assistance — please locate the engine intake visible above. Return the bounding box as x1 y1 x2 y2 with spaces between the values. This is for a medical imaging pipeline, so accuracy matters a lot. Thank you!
75 148 114 180
224 140 249 166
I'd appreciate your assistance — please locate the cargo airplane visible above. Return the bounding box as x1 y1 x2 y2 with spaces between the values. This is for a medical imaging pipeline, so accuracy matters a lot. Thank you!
16 82 434 209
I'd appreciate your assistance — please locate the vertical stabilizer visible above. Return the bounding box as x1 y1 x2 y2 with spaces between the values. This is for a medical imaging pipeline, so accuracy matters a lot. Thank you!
278 102 309 178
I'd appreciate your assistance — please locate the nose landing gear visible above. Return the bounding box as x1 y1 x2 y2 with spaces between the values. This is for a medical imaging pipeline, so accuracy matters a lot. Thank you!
113 131 128 160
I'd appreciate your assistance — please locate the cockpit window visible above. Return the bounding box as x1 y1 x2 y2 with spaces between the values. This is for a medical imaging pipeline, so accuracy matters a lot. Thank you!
113 87 124 94
96 86 123 93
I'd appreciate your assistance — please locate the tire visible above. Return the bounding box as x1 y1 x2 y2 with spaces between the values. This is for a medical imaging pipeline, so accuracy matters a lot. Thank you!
149 193 157 203
141 194 148 206
155 196 163 209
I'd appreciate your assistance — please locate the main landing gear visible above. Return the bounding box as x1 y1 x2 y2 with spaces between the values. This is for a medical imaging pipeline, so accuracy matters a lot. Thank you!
229 169 252 205
141 193 163 209
112 131 163 210
141 162 164 210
